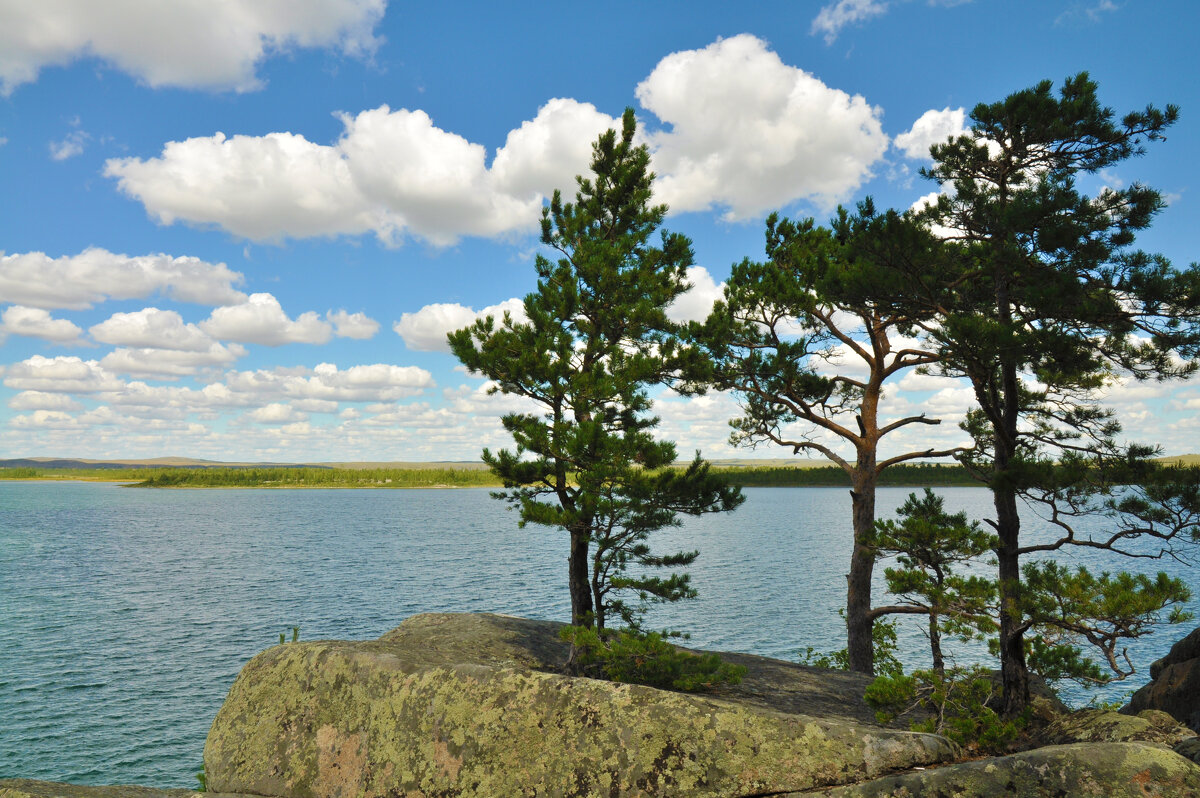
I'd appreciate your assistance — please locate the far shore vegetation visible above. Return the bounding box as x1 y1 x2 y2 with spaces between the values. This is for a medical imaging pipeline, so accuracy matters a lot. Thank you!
0 461 989 489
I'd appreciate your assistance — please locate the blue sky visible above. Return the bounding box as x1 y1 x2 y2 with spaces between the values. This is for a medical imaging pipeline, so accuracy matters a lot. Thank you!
1 0 1197 463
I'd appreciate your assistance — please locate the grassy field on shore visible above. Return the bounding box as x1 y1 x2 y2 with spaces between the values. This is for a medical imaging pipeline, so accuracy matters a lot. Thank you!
0 462 980 488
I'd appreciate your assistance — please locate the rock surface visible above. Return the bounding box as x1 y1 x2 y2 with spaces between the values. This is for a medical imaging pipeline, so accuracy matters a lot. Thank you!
204 612 957 797
1176 737 1200 765
784 742 1200 797
1124 625 1200 733
1043 707 1196 747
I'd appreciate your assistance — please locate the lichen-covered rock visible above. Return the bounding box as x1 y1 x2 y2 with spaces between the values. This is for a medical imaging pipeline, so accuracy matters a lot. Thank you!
1176 737 1200 765
1124 625 1200 733
783 742 1200 797
204 613 958 797
1043 707 1196 747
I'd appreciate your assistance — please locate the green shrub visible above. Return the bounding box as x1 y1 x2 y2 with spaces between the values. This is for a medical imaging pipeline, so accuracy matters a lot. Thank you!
864 666 1028 754
798 616 903 678
560 625 746 692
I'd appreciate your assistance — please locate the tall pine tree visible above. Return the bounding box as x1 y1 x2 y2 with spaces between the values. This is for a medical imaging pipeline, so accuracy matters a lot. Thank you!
448 109 742 632
689 203 962 674
920 73 1200 715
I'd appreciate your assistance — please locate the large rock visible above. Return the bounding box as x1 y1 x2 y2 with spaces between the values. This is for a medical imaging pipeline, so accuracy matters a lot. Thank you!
1043 707 1196 747
204 613 957 797
785 742 1200 797
1124 625 1200 732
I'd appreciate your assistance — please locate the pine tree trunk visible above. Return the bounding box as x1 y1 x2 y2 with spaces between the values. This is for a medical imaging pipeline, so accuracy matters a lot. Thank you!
995 326 1030 717
995 479 1029 717
846 464 878 674
569 527 594 627
930 612 944 675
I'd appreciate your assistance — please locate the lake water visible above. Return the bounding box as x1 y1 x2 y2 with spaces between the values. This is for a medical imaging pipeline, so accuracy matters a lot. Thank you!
1 481 1196 787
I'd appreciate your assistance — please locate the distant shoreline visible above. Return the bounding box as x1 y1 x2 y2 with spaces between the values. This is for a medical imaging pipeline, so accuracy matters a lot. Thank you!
2 462 984 490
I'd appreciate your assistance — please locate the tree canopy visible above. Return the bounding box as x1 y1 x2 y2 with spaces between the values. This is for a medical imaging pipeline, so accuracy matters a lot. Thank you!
919 72 1200 715
449 108 742 632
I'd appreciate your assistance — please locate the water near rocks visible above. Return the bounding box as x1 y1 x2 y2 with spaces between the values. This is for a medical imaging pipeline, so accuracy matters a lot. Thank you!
1 481 1195 787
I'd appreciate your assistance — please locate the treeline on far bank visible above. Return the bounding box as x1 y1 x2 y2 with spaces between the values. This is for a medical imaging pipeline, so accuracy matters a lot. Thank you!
719 463 977 487
0 462 977 488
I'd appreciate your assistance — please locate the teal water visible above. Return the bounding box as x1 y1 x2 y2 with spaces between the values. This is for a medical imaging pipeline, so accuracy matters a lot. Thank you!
1 481 1195 786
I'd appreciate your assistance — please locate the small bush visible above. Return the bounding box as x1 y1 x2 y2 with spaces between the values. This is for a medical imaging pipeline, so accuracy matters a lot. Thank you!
560 625 746 692
865 666 1028 754
799 616 903 678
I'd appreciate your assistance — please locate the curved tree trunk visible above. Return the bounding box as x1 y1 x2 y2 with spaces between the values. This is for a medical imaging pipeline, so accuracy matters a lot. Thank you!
929 612 944 675
846 461 879 674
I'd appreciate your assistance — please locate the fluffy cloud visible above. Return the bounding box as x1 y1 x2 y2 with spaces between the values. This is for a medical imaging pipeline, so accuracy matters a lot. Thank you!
0 306 83 342
105 131 391 242
665 267 724 324
7 390 83 411
328 310 379 339
811 0 889 43
105 36 891 244
246 403 308 424
99 343 247 378
894 107 967 160
636 34 888 219
200 293 332 346
3 355 124 393
394 298 526 352
0 248 246 310
223 362 434 402
489 98 619 200
0 0 386 95
90 307 213 350
105 99 613 246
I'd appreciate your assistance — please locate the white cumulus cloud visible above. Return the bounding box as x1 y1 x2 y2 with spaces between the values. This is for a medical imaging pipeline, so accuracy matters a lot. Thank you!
222 362 434 402
395 298 526 352
89 307 214 351
894 107 967 160
99 343 247 378
8 390 84 411
0 305 84 342
104 99 613 247
0 0 386 95
246 402 308 424
104 36 892 245
0 248 246 310
665 267 725 324
636 34 889 219
328 309 379 339
3 355 124 393
200 293 332 346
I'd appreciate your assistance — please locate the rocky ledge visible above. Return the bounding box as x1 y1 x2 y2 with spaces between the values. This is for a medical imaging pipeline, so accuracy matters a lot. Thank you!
7 613 1200 797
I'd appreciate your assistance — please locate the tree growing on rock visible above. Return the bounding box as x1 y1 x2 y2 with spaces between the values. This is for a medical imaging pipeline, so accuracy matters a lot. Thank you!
872 488 998 675
449 109 742 633
688 202 964 674
918 73 1200 715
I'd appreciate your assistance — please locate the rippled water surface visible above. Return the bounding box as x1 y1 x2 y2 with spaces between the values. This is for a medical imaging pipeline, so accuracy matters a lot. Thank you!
2 481 1196 786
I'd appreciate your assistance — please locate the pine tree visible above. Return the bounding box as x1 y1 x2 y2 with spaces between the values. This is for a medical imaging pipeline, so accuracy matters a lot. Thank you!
688 202 963 673
873 489 997 674
920 73 1200 715
448 109 742 632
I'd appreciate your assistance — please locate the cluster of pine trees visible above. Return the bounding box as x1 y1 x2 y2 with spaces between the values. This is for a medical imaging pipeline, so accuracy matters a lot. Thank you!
449 75 1200 717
